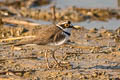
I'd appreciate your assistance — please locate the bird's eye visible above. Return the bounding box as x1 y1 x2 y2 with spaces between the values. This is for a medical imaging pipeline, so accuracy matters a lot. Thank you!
64 24 69 27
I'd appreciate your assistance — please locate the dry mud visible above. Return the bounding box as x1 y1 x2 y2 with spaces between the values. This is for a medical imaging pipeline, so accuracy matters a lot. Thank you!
0 0 120 80
0 27 120 80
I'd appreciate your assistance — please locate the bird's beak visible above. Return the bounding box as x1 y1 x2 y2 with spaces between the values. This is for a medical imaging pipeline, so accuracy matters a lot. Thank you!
70 24 78 29
73 25 81 29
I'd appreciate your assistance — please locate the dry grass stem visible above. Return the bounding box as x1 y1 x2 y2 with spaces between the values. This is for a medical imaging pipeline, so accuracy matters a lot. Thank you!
0 36 35 42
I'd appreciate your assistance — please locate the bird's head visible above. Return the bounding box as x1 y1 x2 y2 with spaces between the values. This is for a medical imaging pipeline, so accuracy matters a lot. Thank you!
56 20 77 36
56 20 74 30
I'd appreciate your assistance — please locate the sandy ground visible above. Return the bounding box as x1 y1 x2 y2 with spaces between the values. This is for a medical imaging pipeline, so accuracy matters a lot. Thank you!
0 28 120 80
0 0 120 79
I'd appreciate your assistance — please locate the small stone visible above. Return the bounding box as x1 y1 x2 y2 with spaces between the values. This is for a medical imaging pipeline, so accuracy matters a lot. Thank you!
13 47 22 51
23 72 30 77
89 28 98 33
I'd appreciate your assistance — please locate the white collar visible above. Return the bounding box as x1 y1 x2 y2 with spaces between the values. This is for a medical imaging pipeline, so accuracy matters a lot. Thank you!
56 24 64 31
56 24 71 36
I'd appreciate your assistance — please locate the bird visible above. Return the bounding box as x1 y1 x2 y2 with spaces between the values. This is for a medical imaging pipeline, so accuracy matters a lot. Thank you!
14 20 75 46
14 20 75 69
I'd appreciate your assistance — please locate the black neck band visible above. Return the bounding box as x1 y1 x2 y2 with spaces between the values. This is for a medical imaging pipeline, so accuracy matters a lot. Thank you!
57 25 71 36
63 31 71 36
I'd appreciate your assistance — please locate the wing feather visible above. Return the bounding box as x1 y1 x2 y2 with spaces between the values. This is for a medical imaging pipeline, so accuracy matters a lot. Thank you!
15 26 62 46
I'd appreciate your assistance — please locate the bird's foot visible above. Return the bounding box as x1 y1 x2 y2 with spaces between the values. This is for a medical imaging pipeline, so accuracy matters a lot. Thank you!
53 61 72 70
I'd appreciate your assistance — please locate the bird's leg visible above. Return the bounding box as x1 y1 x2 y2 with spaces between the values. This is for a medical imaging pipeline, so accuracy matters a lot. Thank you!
52 50 62 68
45 51 50 69
11 45 15 51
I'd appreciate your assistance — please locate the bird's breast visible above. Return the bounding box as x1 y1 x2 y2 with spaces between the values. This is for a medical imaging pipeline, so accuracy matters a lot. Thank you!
48 33 69 46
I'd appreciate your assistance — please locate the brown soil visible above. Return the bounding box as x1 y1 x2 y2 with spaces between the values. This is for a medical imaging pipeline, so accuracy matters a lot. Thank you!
0 27 120 80
0 0 120 79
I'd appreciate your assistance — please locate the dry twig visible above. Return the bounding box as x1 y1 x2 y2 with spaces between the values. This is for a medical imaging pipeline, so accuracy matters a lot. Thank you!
0 36 35 42
2 17 41 27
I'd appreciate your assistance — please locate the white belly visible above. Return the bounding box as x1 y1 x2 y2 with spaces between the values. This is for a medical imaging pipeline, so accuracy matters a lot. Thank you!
48 28 72 45
54 31 70 45
49 33 69 45
54 37 67 45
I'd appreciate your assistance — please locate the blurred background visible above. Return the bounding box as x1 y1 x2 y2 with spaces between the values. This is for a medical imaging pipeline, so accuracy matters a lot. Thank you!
0 0 120 30
39 0 120 29
0 1 120 80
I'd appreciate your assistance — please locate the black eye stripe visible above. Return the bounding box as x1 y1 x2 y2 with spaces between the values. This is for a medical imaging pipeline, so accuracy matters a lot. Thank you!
63 31 71 36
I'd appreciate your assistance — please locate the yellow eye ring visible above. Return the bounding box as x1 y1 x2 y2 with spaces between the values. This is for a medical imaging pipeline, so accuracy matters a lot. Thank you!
64 24 69 27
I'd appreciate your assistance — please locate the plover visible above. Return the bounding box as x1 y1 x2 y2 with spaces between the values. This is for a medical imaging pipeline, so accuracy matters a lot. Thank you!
15 20 74 46
14 20 75 68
